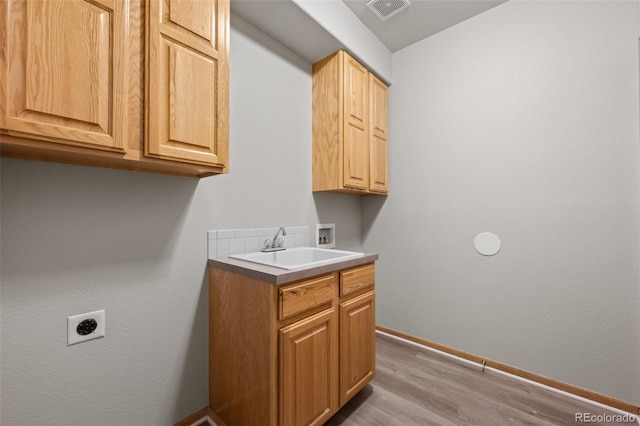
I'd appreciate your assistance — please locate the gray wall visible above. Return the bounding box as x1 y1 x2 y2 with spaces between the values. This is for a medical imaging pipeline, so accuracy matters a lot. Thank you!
2 1 640 423
0 14 361 425
363 0 640 404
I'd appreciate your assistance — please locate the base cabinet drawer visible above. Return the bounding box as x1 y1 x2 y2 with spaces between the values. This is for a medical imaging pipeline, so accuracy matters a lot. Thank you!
340 264 375 297
279 275 335 320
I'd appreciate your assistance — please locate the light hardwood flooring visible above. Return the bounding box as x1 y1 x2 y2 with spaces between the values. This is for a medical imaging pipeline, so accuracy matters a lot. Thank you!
325 333 637 426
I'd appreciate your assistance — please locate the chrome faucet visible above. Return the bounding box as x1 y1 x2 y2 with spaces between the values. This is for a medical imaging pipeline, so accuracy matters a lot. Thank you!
272 226 286 247
262 226 287 252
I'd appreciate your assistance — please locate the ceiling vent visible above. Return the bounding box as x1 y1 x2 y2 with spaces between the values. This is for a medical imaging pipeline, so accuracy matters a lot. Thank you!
366 0 410 21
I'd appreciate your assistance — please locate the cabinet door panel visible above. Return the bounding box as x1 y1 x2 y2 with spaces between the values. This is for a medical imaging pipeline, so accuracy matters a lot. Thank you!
167 40 216 150
2 0 127 151
280 308 338 426
344 122 368 190
340 291 375 406
343 55 367 127
342 52 368 190
370 133 388 193
369 76 388 193
169 0 214 41
369 75 388 138
146 0 228 168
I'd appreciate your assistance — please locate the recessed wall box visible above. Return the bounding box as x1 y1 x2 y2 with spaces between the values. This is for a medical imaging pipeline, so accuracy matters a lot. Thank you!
316 223 336 248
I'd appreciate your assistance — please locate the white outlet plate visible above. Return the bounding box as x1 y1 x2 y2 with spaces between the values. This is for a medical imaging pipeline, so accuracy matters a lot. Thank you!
67 309 105 346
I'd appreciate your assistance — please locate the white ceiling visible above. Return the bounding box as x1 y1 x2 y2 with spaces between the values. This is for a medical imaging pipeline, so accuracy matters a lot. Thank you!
342 0 507 52
231 1 345 64
230 0 508 82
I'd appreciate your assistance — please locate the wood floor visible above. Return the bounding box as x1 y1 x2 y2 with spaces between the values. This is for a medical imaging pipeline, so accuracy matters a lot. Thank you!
325 333 637 426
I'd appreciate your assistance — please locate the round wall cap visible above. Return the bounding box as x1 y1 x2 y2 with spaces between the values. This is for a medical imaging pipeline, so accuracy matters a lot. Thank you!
474 232 501 256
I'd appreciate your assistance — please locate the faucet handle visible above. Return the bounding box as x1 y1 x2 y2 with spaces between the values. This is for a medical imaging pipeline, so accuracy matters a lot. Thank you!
263 239 272 249
275 237 284 248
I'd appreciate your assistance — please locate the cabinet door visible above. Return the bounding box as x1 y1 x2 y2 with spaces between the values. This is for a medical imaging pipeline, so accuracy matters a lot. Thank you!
146 0 229 168
369 75 389 194
340 290 375 406
280 308 338 426
1 0 128 152
342 52 369 190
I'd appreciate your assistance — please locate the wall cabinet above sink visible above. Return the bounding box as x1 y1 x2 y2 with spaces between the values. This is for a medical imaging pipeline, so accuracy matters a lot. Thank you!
312 50 389 195
0 0 229 178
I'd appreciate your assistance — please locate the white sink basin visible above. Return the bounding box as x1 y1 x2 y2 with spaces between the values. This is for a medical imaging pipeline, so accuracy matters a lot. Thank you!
229 247 364 270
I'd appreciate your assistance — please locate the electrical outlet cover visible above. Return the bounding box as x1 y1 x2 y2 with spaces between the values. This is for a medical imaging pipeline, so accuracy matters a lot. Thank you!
67 309 105 346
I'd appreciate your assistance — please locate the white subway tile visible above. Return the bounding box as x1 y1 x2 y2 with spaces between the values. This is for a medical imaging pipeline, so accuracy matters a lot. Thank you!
216 239 230 257
209 226 310 257
235 228 256 238
229 238 245 255
244 236 261 253
217 229 235 239
289 226 309 234
256 227 276 236
208 239 217 259
294 233 309 247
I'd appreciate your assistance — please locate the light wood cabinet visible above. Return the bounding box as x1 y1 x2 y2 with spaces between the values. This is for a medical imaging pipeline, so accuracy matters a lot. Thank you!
342 54 369 191
146 0 228 167
312 50 388 195
280 308 338 426
0 0 229 178
0 0 128 153
369 74 389 193
339 290 375 405
209 261 376 426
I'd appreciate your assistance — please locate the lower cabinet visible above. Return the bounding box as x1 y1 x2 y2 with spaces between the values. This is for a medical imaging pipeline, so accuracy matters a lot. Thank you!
280 308 338 426
339 291 375 406
209 262 376 426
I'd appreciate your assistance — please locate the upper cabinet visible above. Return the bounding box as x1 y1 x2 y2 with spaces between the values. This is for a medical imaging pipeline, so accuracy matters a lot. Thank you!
146 0 228 168
0 0 229 178
369 74 389 194
0 0 128 153
312 50 388 195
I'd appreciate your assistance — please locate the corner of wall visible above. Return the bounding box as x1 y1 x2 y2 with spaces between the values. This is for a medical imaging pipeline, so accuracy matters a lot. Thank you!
291 0 392 84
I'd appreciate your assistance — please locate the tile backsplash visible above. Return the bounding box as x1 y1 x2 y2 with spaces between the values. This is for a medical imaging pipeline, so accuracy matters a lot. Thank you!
208 226 310 259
